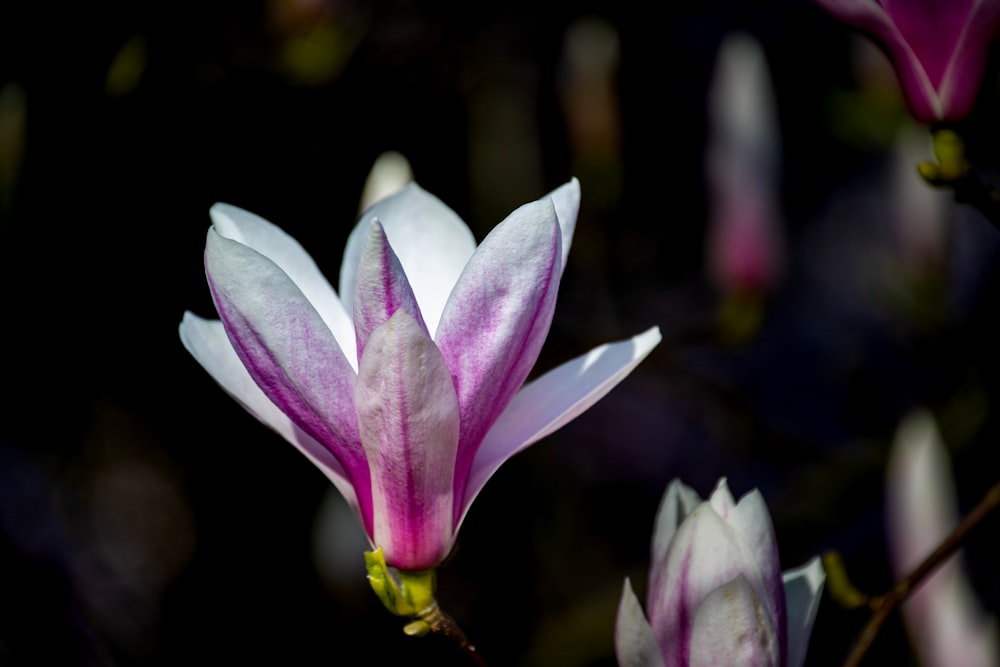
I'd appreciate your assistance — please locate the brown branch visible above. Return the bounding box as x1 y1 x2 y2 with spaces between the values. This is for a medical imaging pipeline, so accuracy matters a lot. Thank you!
407 602 488 666
840 476 1000 667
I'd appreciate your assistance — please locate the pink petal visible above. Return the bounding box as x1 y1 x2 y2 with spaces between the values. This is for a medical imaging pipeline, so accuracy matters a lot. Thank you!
459 326 661 525
705 32 783 295
210 203 358 368
204 228 373 533
352 219 427 362
355 310 460 571
814 0 1000 122
435 196 562 523
882 0 974 88
937 0 1000 121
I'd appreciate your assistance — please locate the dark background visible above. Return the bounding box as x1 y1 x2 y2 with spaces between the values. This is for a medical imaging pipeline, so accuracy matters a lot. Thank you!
2 0 1000 665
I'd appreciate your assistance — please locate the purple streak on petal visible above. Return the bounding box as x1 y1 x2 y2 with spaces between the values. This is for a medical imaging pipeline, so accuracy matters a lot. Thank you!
352 219 427 362
204 229 373 534
210 203 358 368
355 310 459 571
435 197 561 526
458 327 661 527
341 184 476 336
648 506 754 667
179 312 364 526
615 578 667 667
689 575 781 667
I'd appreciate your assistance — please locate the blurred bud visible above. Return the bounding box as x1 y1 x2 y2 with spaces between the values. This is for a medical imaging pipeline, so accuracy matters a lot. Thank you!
615 478 825 667
887 410 999 667
705 32 784 300
558 16 624 207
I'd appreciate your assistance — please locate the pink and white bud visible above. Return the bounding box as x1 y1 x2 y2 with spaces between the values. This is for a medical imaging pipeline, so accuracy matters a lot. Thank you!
616 479 825 667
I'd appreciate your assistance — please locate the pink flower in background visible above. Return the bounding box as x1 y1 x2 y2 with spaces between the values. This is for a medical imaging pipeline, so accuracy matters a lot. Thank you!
180 179 661 571
887 410 999 667
705 32 784 298
615 479 825 667
814 0 1000 123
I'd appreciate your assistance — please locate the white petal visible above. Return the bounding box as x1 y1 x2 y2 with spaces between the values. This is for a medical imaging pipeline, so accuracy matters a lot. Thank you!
615 578 666 667
457 326 661 524
357 150 413 213
783 556 826 667
178 312 361 517
650 479 703 576
728 487 786 641
548 177 580 274
647 504 757 658
340 184 476 336
690 575 780 667
708 477 737 518
210 203 358 369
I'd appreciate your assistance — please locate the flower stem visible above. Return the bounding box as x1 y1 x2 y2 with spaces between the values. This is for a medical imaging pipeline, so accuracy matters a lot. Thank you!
918 128 1000 231
406 601 488 666
840 476 1000 667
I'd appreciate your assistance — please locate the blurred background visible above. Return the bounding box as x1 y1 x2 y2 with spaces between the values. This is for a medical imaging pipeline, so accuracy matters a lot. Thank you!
2 0 1000 665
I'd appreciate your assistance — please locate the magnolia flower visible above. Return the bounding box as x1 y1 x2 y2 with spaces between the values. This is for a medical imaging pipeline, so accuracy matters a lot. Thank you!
887 410 999 667
813 0 1000 123
616 479 825 667
705 32 784 298
179 179 661 572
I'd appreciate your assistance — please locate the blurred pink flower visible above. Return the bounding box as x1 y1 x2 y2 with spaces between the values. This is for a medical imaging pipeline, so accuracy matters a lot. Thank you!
814 0 1000 123
615 479 825 667
705 32 784 298
180 179 661 571
887 410 999 667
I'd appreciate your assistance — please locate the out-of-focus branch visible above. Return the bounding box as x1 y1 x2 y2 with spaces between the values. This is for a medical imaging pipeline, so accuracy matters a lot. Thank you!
831 476 1000 667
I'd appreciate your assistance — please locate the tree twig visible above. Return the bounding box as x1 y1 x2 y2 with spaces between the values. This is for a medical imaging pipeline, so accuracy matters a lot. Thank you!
840 476 1000 667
